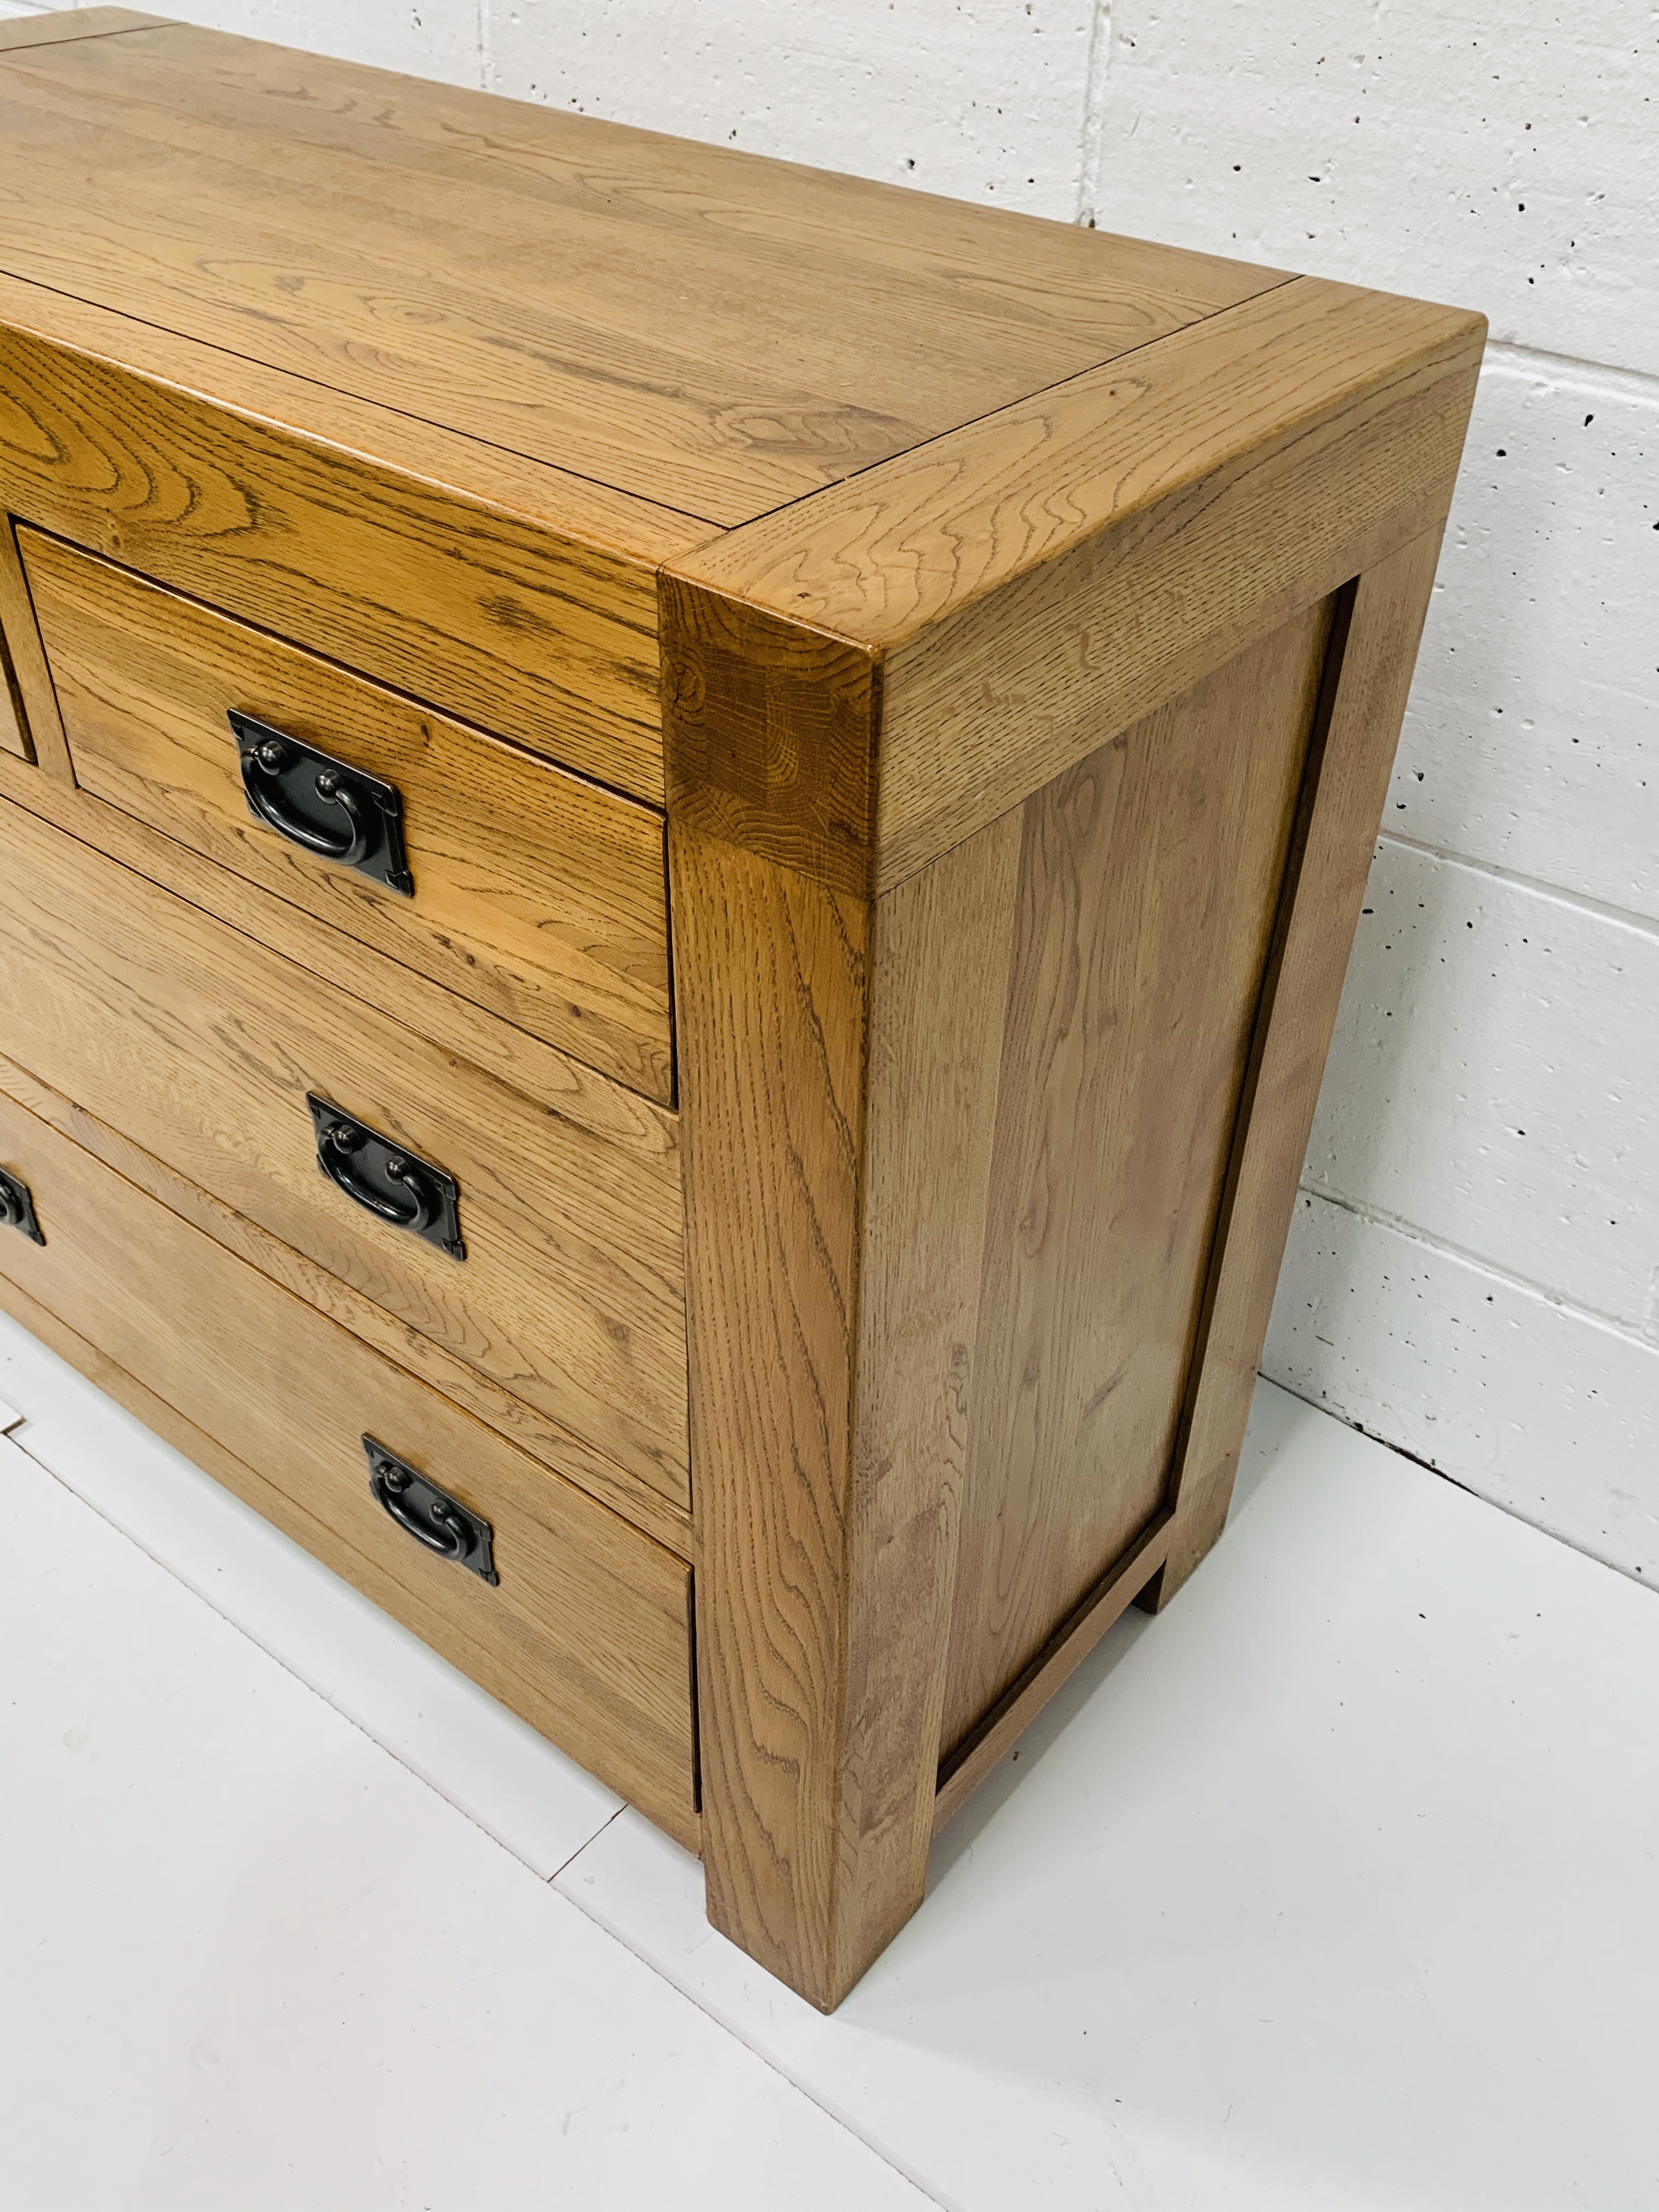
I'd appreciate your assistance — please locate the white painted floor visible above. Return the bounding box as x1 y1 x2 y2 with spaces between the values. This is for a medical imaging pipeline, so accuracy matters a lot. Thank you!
2 1310 1655 2212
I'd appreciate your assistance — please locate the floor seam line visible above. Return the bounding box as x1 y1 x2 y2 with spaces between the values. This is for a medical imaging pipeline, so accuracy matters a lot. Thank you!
546 1803 627 1884
4 1412 946 2199
550 1871 958 2211
0 1424 619 1884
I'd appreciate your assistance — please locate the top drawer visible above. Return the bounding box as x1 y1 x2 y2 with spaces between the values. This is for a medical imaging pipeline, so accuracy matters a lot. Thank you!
0 311 676 803
18 529 674 1104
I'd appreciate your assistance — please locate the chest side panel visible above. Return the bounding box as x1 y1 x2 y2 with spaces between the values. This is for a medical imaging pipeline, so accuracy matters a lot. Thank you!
938 595 1336 1751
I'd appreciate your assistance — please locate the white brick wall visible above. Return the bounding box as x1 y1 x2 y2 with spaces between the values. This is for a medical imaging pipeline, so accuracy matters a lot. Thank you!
490 1 1102 219
7 0 1656 1584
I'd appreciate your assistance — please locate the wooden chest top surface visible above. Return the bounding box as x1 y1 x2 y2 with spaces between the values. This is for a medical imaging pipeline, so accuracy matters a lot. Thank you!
0 10 1284 528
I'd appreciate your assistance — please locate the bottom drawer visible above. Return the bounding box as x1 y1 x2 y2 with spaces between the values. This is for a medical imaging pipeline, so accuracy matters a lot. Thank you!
0 1081 698 1847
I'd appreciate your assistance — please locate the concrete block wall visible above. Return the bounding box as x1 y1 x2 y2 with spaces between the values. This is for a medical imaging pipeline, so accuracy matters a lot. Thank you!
4 1 1655 1584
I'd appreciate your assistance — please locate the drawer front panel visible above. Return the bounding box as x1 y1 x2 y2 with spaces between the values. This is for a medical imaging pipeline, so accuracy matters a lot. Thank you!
19 529 674 1104
0 319 668 803
0 796 690 1509
0 1080 697 1843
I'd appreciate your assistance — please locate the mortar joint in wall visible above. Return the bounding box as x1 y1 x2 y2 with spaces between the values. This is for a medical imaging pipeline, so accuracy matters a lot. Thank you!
1077 2 1114 231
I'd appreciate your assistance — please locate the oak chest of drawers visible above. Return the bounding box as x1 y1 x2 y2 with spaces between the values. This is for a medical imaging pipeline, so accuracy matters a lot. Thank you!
0 7 1483 2007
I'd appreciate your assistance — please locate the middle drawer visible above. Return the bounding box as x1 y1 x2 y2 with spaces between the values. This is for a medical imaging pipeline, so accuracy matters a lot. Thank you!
0 795 690 1513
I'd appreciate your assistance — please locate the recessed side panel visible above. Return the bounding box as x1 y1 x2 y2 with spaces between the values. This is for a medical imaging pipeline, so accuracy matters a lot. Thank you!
939 595 1338 1756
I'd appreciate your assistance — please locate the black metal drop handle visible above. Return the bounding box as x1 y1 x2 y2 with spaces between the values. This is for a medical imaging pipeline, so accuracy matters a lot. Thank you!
306 1094 465 1260
374 1459 466 1558
241 733 372 864
228 712 414 896
363 1436 498 1583
320 1119 442 1234
0 1166 44 1245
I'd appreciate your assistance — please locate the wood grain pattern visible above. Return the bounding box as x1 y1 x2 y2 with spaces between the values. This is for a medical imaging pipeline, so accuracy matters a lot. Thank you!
0 9 167 55
3 1251 690 1837
0 303 683 802
669 277 1486 891
0 744 669 1137
0 22 1282 524
662 574 881 899
1150 530 1448 1606
0 269 710 567
0 797 690 1509
0 1079 698 1844
0 516 70 778
938 601 1334 1751
132 25 1277 371
674 805 1026 2006
20 528 674 1102
672 824 868 2005
665 352 1468 1992
836 809 1023 1982
0 1048 692 1558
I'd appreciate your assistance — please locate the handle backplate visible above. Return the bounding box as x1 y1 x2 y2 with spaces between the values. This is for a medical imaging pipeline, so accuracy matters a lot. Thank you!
229 710 414 896
307 1093 465 1260
363 1435 498 1583
0 1165 44 1245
